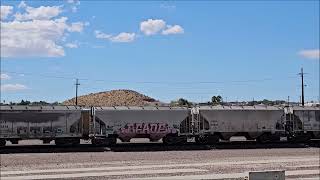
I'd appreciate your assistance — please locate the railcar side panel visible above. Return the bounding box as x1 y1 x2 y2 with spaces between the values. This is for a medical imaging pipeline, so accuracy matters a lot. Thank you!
94 107 190 142
292 107 320 138
0 107 83 141
198 106 285 140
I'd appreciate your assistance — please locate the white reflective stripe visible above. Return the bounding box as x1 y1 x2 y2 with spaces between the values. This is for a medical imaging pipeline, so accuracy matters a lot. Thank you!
124 173 246 180
286 169 320 176
1 168 206 180
124 170 320 180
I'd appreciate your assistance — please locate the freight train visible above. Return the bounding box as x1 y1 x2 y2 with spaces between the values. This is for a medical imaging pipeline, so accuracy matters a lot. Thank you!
0 105 319 146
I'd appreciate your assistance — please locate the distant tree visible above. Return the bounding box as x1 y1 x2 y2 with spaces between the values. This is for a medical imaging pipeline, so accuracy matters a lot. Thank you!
30 101 50 105
261 99 274 106
2 100 61 106
170 98 192 107
211 95 222 105
178 98 190 106
18 100 31 105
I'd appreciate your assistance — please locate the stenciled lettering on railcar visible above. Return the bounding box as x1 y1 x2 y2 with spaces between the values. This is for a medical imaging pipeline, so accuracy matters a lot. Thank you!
0 120 9 129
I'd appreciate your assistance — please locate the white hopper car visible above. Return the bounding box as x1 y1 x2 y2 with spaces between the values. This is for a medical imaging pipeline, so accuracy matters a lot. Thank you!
0 105 319 146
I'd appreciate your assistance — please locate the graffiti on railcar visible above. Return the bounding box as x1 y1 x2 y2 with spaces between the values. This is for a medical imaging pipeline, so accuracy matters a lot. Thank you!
117 123 177 142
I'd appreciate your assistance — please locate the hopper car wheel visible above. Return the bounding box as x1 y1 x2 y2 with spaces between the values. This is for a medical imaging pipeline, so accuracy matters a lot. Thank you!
10 139 19 144
207 135 220 145
43 139 52 144
195 135 208 144
0 139 6 147
257 133 279 143
55 138 80 146
163 135 186 145
196 135 219 145
92 137 116 146
288 133 312 143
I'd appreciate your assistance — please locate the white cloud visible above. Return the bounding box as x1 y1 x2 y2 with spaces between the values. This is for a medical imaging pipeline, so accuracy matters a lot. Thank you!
68 22 86 32
1 2 87 58
95 31 135 43
162 25 184 35
67 0 80 13
14 5 62 21
1 5 13 20
1 84 27 92
0 73 11 80
1 16 85 57
18 1 27 9
67 0 80 5
298 49 320 59
110 32 135 42
140 19 166 36
65 42 78 48
95 30 112 39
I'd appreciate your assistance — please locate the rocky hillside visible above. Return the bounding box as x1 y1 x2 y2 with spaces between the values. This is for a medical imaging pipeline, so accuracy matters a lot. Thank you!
63 89 164 107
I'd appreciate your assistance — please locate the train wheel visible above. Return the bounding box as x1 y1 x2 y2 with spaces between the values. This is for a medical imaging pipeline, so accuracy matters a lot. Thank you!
257 133 271 143
257 133 280 143
42 139 52 144
207 135 219 145
0 139 6 147
288 133 312 143
195 135 219 145
244 134 255 141
195 135 207 144
92 137 117 146
10 139 19 144
163 135 186 145
55 138 80 146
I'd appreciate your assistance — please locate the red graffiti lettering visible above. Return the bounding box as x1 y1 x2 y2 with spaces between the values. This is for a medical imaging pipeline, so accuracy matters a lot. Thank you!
158 123 166 133
150 123 157 133
142 123 149 134
118 122 178 142
118 123 176 135
136 123 143 134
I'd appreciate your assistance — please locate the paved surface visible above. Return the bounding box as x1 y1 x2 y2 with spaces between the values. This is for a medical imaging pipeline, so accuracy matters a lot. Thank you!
1 147 319 179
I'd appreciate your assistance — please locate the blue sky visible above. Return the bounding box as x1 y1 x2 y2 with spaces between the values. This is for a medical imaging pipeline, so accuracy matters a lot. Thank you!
1 0 319 103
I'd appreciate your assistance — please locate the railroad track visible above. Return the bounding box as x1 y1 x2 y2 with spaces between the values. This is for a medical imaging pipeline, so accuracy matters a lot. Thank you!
1 140 319 154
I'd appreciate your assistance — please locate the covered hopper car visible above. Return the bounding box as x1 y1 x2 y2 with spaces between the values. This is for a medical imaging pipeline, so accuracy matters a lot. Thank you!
0 105 319 146
92 106 191 145
192 106 286 144
0 106 91 146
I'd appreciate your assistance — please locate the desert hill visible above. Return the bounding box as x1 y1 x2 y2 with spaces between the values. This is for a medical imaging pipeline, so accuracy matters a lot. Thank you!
63 89 164 107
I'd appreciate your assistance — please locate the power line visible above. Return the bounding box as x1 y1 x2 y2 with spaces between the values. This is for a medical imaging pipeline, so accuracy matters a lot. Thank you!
1 70 299 85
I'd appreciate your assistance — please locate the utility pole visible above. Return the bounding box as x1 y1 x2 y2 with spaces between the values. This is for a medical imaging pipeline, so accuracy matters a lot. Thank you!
299 96 301 106
298 68 305 107
75 79 80 106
